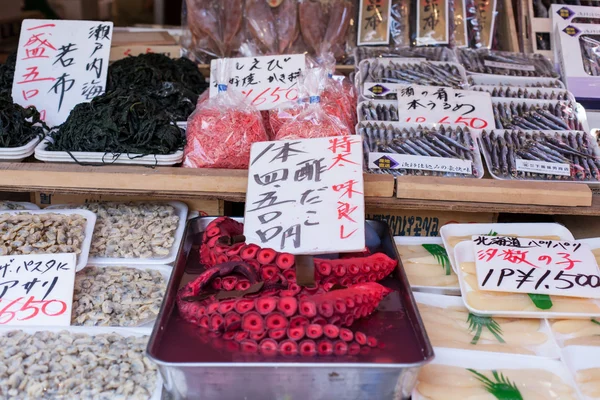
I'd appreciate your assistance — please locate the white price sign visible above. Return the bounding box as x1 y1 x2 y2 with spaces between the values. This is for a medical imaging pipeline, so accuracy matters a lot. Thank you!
474 235 600 299
0 253 77 326
396 85 495 129
244 136 365 255
209 54 305 110
12 19 113 127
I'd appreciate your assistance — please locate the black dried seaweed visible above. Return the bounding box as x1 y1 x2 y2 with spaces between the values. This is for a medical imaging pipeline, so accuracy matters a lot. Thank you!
0 52 16 98
106 53 208 121
0 93 47 148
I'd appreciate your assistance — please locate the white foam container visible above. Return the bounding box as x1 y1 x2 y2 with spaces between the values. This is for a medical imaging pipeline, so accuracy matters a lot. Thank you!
472 85 575 102
0 137 41 162
357 99 397 123
395 236 460 295
47 201 188 266
440 222 574 274
0 325 162 400
74 263 172 328
413 291 561 358
0 209 96 271
468 74 566 88
34 138 183 166
454 240 600 319
0 201 40 210
561 346 600 400
411 347 580 400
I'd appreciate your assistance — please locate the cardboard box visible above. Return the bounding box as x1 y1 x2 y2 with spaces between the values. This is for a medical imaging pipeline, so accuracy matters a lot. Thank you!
365 208 497 237
31 192 224 216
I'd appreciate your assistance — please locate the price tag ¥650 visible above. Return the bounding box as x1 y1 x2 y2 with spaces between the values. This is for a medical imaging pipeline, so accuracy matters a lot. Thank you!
0 253 77 326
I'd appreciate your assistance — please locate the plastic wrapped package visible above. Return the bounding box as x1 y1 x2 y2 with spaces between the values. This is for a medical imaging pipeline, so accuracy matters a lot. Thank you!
183 60 269 169
275 68 351 140
356 59 468 88
409 0 456 47
457 48 558 77
390 0 411 47
470 0 499 49
319 53 357 133
579 35 600 76
354 46 457 65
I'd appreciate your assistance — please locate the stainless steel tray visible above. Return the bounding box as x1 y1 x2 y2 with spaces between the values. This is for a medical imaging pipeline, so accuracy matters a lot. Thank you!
147 217 434 400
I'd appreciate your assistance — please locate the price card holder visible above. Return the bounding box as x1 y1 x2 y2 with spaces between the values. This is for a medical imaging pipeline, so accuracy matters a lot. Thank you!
0 253 77 326
473 235 600 299
244 136 366 255
209 54 305 110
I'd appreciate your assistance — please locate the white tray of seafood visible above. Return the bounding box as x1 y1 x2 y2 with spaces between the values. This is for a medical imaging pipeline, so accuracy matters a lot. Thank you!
0 326 161 400
440 223 574 274
0 210 96 271
395 237 459 295
411 347 580 400
0 201 39 210
72 264 170 327
562 346 600 400
47 201 188 265
414 292 561 358
454 240 600 319
550 318 600 348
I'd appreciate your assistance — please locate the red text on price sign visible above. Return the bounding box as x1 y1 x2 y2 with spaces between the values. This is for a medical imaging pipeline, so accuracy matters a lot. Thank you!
241 85 299 108
0 296 67 324
402 115 489 129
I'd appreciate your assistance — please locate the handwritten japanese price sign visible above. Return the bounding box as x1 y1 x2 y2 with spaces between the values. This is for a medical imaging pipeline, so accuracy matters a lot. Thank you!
209 54 305 111
12 19 113 127
244 136 366 255
0 253 77 326
396 85 494 129
473 235 600 299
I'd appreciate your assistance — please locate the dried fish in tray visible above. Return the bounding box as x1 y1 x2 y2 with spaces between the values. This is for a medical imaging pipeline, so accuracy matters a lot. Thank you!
353 46 457 65
358 101 400 122
492 100 585 131
458 48 558 77
472 85 572 101
579 35 600 76
479 130 600 182
468 75 565 88
357 58 468 88
358 123 483 178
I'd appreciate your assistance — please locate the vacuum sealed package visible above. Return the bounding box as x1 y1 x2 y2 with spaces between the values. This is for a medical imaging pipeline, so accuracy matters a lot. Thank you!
183 59 269 169
410 0 456 47
275 68 351 140
471 0 499 49
457 48 558 77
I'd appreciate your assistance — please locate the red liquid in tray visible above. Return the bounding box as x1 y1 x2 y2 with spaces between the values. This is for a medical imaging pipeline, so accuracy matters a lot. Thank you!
152 230 431 365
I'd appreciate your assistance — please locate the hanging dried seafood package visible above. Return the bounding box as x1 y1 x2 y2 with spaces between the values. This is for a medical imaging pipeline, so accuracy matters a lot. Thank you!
275 68 351 140
471 0 499 49
410 0 456 47
183 59 269 169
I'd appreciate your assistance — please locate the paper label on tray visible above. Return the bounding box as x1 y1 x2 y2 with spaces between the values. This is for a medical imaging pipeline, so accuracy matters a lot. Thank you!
473 235 600 299
0 253 77 326
357 0 392 46
208 54 305 111
396 85 494 129
515 159 571 176
12 19 113 127
369 152 472 174
244 136 365 255
483 60 536 72
416 0 450 45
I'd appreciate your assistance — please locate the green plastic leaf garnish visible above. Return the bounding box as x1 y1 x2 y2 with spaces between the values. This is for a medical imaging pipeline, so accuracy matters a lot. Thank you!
422 244 451 276
467 313 505 345
468 369 524 400
592 318 600 326
527 293 553 310
487 230 498 236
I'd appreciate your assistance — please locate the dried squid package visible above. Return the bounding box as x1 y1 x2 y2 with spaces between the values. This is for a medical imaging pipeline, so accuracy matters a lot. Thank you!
470 0 499 49
183 59 268 169
275 68 351 140
410 0 456 47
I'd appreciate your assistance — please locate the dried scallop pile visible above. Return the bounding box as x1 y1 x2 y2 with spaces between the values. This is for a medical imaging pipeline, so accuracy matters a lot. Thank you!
72 266 167 326
56 202 180 258
0 330 157 399
0 213 86 256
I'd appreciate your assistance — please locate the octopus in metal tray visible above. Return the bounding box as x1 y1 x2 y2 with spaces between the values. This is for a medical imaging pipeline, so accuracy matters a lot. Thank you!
72 266 167 327
177 217 398 356
0 330 157 399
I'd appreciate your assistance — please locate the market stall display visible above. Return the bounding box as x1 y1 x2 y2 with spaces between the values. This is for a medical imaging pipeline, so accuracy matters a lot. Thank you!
458 48 559 77
356 59 468 88
353 46 458 65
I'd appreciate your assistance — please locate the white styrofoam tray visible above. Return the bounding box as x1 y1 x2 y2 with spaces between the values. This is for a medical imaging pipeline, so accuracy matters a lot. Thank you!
413 291 561 358
472 85 575 102
468 74 566 88
0 209 97 271
34 138 183 166
411 347 581 400
394 236 460 296
0 325 162 400
0 137 41 162
0 201 40 210
562 346 600 400
47 201 188 265
440 222 574 274
454 240 600 319
75 263 173 328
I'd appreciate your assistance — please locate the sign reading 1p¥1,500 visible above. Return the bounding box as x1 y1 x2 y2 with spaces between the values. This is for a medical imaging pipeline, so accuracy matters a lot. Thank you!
0 253 77 326
209 54 305 111
12 19 113 127
474 235 600 299
244 136 366 255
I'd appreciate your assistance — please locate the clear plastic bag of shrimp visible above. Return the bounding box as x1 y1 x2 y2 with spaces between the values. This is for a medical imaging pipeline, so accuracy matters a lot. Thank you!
275 68 351 140
183 59 269 169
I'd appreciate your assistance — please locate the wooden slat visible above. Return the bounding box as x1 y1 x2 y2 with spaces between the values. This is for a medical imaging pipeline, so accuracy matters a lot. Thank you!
396 176 592 207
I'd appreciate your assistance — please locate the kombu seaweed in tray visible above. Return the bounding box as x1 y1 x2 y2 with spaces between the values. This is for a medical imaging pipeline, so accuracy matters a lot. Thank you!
148 218 433 365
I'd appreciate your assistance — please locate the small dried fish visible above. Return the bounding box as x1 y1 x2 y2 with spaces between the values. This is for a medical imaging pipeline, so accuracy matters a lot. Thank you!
359 59 467 88
354 46 457 65
360 102 399 122
474 86 570 100
458 48 558 77
493 101 583 131
469 76 564 88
